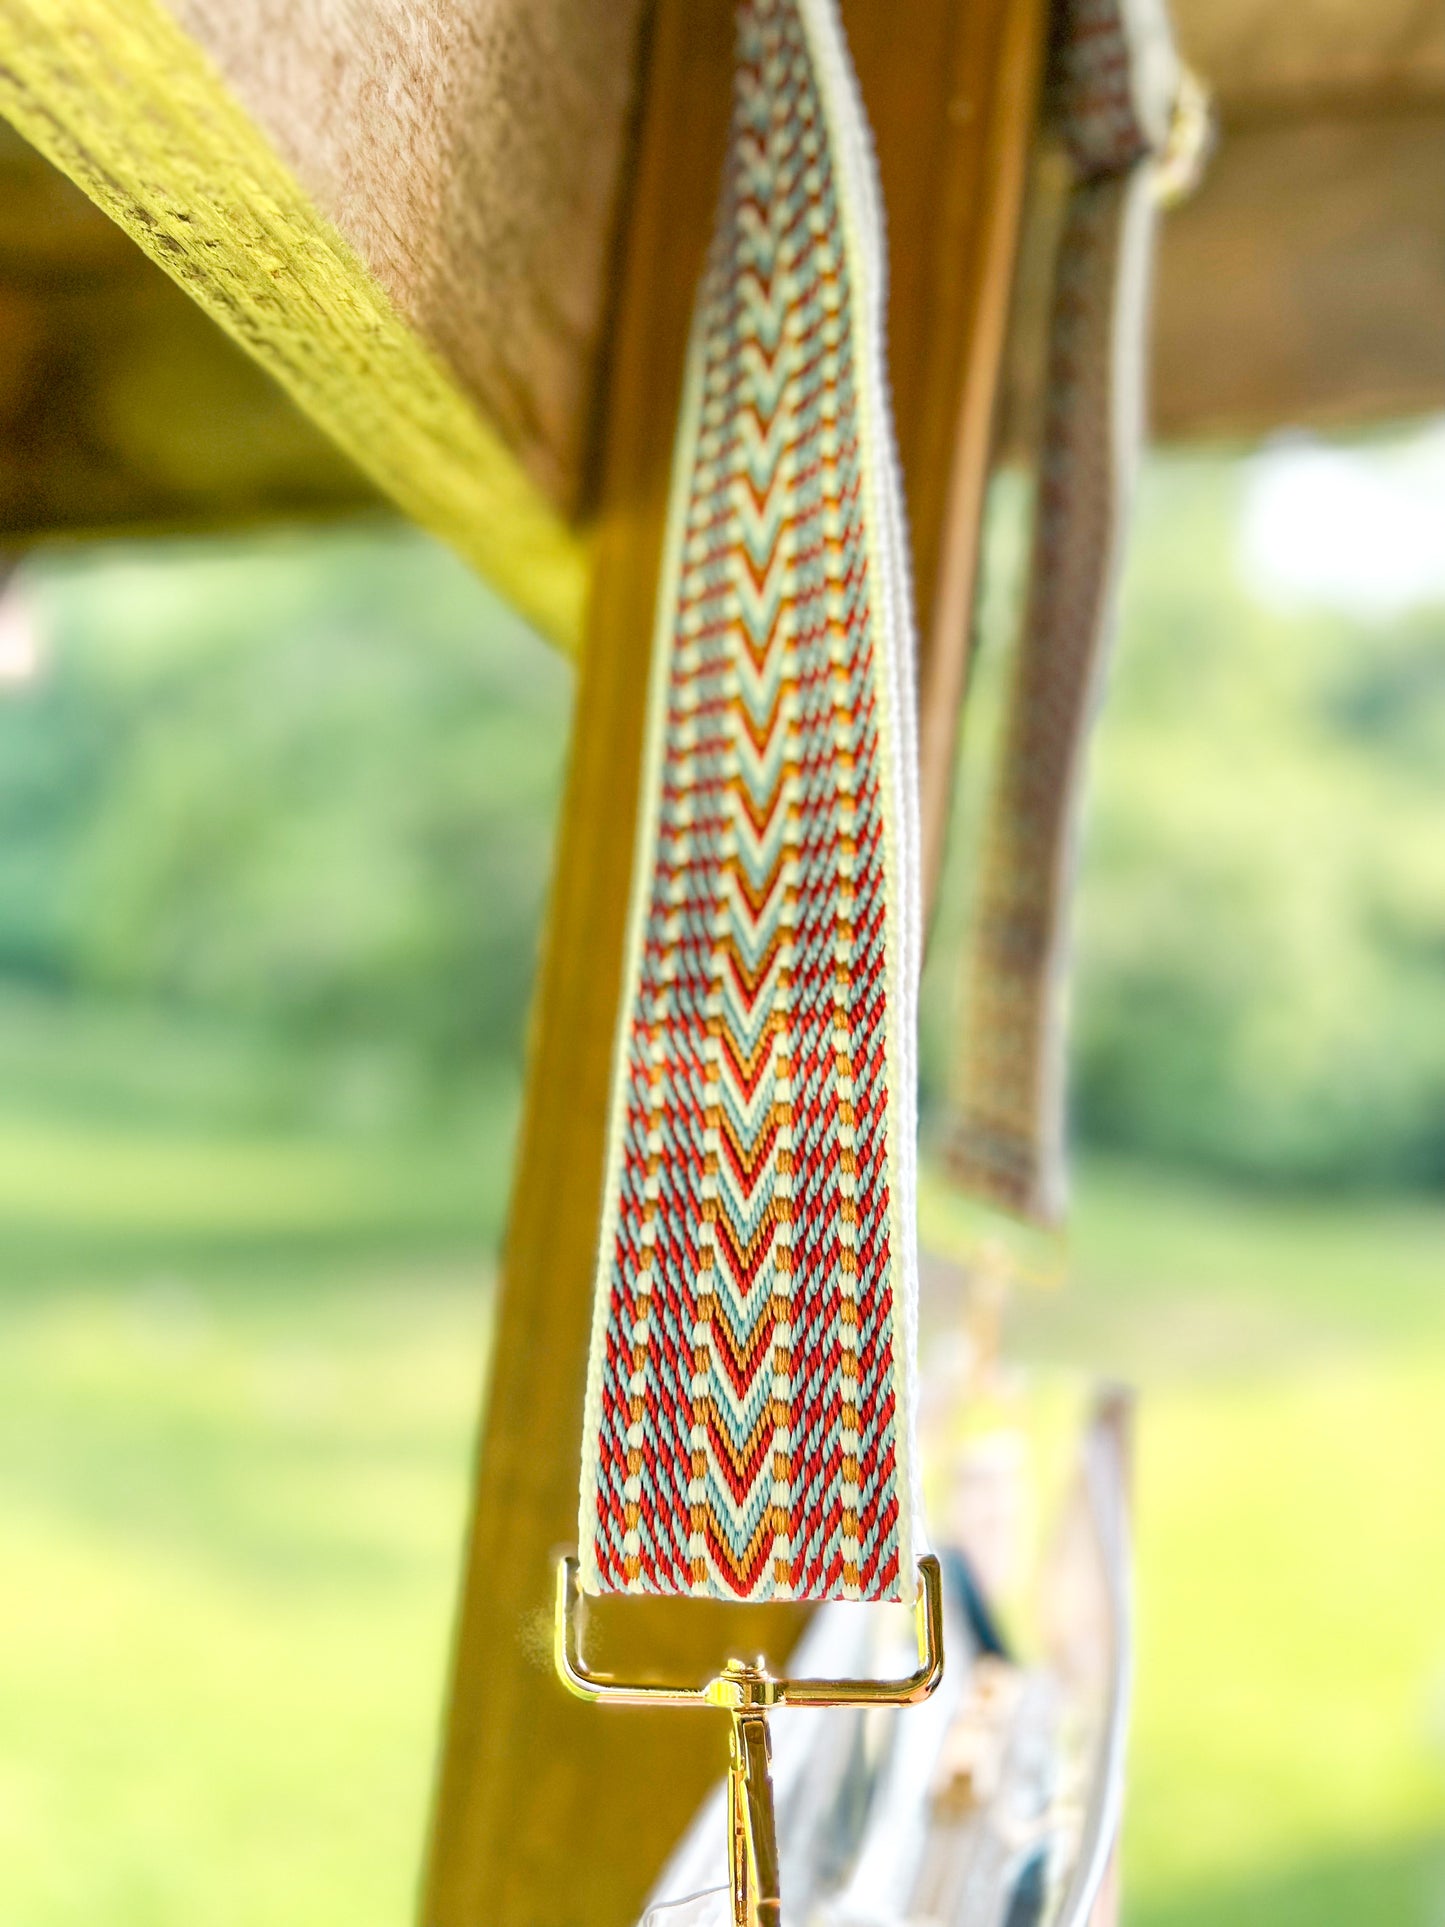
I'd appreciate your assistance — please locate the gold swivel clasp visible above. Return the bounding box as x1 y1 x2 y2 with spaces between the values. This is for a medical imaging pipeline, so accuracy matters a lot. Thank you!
554 1555 945 1927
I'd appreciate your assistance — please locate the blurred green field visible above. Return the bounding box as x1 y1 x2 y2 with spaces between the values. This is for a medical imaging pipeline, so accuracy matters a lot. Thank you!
2 1080 1441 1925
1060 1168 1445 1926
2 435 1441 1921
0 1063 496 1925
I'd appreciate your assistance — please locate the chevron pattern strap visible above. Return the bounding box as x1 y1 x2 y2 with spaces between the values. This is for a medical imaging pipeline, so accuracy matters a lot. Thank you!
577 0 922 1605
942 0 1186 1224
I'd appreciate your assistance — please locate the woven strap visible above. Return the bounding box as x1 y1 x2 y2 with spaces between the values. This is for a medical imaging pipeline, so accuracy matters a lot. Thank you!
942 0 1187 1224
577 0 922 1605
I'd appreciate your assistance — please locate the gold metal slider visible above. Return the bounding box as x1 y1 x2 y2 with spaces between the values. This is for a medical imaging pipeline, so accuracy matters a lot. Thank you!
554 1554 945 1926
1153 65 1214 209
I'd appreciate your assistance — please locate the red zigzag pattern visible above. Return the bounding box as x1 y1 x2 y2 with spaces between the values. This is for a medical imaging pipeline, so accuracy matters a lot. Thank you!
581 0 911 1605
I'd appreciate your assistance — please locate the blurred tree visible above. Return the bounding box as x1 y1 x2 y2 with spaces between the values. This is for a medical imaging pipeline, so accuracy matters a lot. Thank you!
0 530 570 1121
1071 451 1445 1188
0 442 1440 1185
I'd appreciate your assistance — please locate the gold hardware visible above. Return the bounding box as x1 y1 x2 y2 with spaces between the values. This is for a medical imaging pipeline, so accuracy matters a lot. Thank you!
1153 65 1213 209
728 1698 780 1926
555 1554 944 1926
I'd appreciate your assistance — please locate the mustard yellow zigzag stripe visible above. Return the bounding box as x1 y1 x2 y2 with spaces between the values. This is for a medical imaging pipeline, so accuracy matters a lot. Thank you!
0 0 587 655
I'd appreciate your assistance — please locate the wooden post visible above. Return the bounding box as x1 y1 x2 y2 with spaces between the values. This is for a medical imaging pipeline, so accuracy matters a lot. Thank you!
422 4 1045 1922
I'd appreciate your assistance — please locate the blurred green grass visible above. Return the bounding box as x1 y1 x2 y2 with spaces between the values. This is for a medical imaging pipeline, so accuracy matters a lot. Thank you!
1057 1166 1445 1924
1126 1361 1445 1925
2 442 1442 1921
0 1106 492 1926
3 1089 1441 1924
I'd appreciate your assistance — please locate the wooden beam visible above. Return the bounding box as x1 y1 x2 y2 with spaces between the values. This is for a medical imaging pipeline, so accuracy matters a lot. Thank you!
1151 109 1445 441
0 125 378 545
161 0 649 517
1169 0 1444 118
420 8 741 1922
0 0 586 650
422 4 1045 1922
841 0 1048 908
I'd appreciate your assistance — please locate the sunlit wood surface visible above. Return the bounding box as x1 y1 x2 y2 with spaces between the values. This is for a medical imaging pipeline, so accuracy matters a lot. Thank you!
0 124 374 543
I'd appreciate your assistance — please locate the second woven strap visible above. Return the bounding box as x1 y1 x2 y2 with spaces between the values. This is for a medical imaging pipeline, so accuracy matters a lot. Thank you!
577 0 922 1606
942 0 1191 1225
